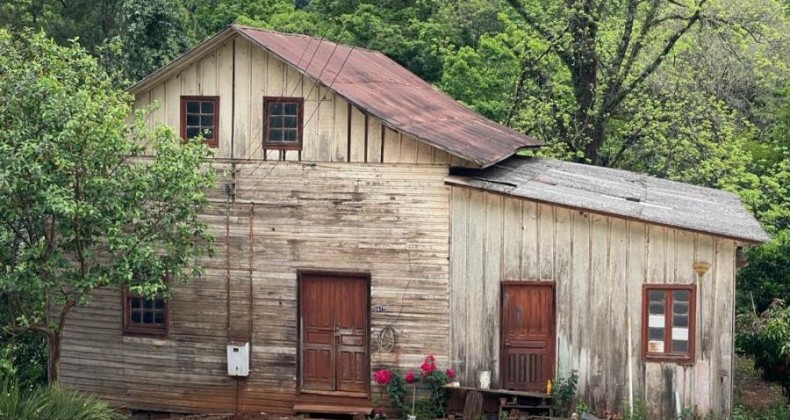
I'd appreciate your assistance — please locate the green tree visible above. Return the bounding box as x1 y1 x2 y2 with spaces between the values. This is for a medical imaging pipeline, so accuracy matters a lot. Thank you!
0 30 215 383
105 0 196 83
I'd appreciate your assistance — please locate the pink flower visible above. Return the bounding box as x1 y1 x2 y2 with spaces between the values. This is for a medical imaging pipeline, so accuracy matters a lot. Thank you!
404 371 417 384
446 368 455 379
373 369 392 385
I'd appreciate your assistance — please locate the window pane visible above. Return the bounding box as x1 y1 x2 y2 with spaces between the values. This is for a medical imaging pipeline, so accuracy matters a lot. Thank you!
649 303 665 314
187 101 199 113
284 116 298 128
649 290 665 303
155 299 165 310
284 103 298 114
672 340 688 353
673 315 688 327
673 302 688 315
284 129 297 142
649 327 664 340
673 290 689 302
187 114 199 125
201 101 214 113
270 116 283 128
143 300 154 310
201 115 214 126
269 129 283 142
154 312 164 324
143 312 153 324
269 103 283 115
131 311 141 323
186 127 200 139
131 298 141 309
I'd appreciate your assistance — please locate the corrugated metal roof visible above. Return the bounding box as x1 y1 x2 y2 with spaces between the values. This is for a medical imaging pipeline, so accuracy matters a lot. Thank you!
447 157 769 243
233 25 541 167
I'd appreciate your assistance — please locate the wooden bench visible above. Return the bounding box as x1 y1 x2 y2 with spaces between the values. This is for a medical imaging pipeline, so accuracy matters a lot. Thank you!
293 403 373 419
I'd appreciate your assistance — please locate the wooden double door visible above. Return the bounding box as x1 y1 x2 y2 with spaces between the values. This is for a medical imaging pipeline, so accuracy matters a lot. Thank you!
501 282 555 392
299 271 369 395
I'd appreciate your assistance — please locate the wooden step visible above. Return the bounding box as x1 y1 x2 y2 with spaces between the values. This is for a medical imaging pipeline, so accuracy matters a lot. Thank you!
293 403 373 416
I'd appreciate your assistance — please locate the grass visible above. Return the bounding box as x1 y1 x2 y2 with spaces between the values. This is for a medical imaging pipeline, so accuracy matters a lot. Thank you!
0 380 122 420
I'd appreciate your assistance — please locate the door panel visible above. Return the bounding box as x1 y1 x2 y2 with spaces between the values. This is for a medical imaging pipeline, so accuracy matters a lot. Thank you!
335 277 368 393
301 277 335 391
300 272 369 394
501 283 554 392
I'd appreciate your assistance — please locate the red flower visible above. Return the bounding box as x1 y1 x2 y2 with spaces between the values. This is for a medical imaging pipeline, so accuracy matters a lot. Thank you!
404 371 417 384
446 368 455 379
420 354 436 375
373 369 392 385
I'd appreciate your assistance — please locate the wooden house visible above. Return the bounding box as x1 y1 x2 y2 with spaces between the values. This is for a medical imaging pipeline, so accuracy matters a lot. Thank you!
58 25 768 419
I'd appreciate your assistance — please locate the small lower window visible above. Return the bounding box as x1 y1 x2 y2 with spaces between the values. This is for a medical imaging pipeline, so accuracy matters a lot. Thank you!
123 289 168 336
642 284 696 362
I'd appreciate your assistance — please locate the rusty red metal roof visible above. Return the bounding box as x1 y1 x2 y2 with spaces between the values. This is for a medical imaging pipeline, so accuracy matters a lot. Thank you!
233 25 541 167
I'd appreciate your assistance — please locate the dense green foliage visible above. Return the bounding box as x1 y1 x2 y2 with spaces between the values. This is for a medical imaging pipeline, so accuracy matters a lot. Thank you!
1 0 790 407
737 301 790 401
0 29 215 382
0 380 122 420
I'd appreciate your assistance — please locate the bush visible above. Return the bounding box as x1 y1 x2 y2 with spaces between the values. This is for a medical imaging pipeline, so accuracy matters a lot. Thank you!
736 300 790 402
0 381 121 420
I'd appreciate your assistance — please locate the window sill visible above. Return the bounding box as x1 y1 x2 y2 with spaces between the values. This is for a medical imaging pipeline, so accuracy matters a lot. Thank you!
122 334 173 347
263 143 303 151
644 355 695 365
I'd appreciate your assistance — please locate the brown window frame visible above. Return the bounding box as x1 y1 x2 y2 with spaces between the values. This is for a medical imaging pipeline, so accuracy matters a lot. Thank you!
180 96 219 148
641 284 696 363
263 96 304 150
122 287 169 337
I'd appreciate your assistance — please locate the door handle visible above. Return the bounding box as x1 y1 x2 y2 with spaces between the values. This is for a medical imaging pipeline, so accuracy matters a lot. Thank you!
504 341 511 347
334 323 340 336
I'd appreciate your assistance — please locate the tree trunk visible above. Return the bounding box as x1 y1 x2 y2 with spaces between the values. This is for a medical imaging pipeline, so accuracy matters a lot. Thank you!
47 330 61 384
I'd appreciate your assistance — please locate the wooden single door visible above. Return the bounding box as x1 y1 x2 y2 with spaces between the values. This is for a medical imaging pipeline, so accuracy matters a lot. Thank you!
501 282 555 392
300 272 369 394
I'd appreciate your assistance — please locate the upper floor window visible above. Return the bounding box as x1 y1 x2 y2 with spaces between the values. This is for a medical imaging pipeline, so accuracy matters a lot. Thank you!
263 97 303 149
642 284 696 362
181 96 219 148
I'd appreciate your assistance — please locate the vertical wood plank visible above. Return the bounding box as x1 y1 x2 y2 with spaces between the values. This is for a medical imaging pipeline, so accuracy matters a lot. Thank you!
349 106 366 162
537 204 555 280
398 133 417 164
450 187 468 383
502 197 522 280
553 206 573 378
233 38 251 160
365 118 382 163
521 201 539 279
465 189 486 384
199 51 218 96
332 97 348 162
248 48 267 160
217 40 234 159
484 193 503 384
382 128 400 163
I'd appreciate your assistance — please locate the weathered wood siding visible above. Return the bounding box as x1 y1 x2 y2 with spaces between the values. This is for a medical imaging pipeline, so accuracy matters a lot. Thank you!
59 161 450 415
449 187 736 418
133 36 471 166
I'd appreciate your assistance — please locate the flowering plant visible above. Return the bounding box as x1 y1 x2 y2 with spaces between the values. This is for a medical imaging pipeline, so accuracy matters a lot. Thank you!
373 355 452 418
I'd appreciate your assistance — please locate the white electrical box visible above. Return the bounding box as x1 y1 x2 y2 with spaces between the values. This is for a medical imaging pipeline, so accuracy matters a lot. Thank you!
226 342 250 377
